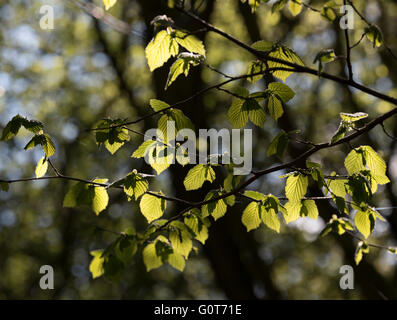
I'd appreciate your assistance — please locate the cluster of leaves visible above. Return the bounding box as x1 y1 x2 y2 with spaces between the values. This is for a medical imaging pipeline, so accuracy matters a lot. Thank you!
89 209 210 277
1 114 56 180
2 4 397 282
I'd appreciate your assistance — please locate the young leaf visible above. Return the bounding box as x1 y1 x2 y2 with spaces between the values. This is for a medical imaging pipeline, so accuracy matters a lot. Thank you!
89 250 105 279
174 30 206 57
143 243 163 272
267 95 284 121
150 99 170 112
267 82 295 102
262 197 281 232
63 180 109 215
365 25 383 48
95 119 130 155
201 191 227 221
267 131 289 158
35 157 48 178
1 115 43 141
145 30 178 71
340 112 368 123
140 193 167 223
242 202 262 232
165 58 190 89
184 164 215 191
285 173 308 203
132 140 157 158
301 200 319 219
283 201 302 224
247 60 265 83
251 40 273 52
169 222 193 258
268 45 304 81
184 212 209 244
103 0 117 10
289 0 302 16
123 172 149 201
228 98 249 128
355 241 369 265
167 252 186 272
355 210 376 239
91 179 109 216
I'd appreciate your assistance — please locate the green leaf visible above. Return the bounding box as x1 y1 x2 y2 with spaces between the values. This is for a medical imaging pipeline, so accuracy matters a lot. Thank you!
146 144 174 175
201 191 227 221
143 243 163 272
184 164 215 191
244 190 266 201
35 157 48 178
251 40 273 52
228 98 249 128
132 140 157 158
150 99 170 112
145 30 178 72
115 237 137 265
268 45 304 81
313 49 336 64
140 193 166 223
91 180 109 216
285 173 308 203
365 25 383 48
361 146 387 177
158 109 194 141
63 180 108 215
301 200 318 219
41 134 56 158
224 174 243 192
327 178 347 198
340 112 368 123
345 148 366 175
283 201 302 224
24 134 56 158
123 172 149 201
387 247 397 255
89 250 105 279
272 0 288 12
184 212 209 244
242 202 262 232
167 252 185 271
355 210 375 239
345 146 388 181
165 58 190 89
1 115 44 141
355 241 369 265
95 119 130 155
262 196 281 232
103 0 117 10
169 222 193 258
320 2 337 21
174 30 206 57
268 82 295 102
289 0 302 16
331 122 348 144
247 60 265 83
267 131 289 158
267 95 284 121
